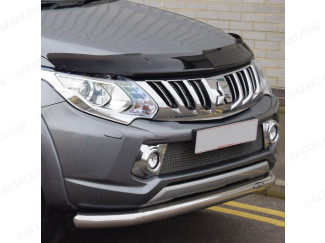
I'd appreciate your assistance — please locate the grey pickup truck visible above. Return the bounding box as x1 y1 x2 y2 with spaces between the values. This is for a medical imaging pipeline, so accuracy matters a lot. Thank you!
41 0 279 240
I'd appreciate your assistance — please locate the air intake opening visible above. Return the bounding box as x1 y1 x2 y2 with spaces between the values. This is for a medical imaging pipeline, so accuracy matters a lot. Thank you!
189 80 211 110
237 71 248 98
170 81 195 110
147 82 178 108
225 75 238 102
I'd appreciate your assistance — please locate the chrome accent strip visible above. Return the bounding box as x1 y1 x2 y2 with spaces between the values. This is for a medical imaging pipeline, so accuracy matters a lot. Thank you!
145 161 270 206
243 69 254 103
137 82 169 109
193 80 209 109
250 65 261 98
201 78 215 112
231 73 244 110
161 81 184 107
132 144 168 178
138 82 185 120
173 81 192 109
247 67 256 92
263 120 280 147
162 81 198 116
153 81 175 107
236 71 247 98
182 80 203 113
74 172 275 228
225 75 237 101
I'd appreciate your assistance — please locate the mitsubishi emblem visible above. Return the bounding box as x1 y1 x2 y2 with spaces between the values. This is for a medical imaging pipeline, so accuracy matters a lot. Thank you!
208 82 226 106
216 82 225 105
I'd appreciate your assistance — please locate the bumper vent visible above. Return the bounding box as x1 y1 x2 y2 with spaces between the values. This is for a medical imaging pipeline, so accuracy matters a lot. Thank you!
160 126 264 175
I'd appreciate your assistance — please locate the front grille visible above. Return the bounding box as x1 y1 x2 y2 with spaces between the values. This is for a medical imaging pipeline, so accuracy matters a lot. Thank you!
160 125 264 175
136 63 263 122
146 64 259 111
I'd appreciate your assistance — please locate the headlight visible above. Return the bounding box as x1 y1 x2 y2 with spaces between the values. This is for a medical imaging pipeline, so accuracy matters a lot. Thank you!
41 69 158 124
252 60 272 95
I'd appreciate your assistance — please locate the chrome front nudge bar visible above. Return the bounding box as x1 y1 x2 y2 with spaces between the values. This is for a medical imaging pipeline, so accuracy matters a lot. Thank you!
73 172 275 228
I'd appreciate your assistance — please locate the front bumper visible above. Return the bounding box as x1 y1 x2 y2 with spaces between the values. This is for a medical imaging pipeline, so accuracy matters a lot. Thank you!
42 92 279 215
74 171 275 228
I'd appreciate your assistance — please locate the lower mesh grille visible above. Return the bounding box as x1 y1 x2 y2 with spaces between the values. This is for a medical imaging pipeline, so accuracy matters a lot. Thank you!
160 126 264 175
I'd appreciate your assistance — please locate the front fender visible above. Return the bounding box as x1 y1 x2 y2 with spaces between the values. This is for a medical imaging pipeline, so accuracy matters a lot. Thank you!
41 116 69 209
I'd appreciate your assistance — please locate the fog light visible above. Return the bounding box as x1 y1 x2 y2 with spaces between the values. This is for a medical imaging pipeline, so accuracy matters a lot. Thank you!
263 120 279 147
148 153 159 170
269 125 278 141
132 144 168 178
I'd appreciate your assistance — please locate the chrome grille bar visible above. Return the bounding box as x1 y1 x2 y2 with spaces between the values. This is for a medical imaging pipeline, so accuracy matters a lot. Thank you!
182 80 203 111
246 67 256 92
243 69 254 103
201 78 216 112
236 72 246 98
231 73 244 110
147 82 177 108
250 65 261 98
162 81 185 107
225 75 237 102
190 80 210 110
172 81 195 110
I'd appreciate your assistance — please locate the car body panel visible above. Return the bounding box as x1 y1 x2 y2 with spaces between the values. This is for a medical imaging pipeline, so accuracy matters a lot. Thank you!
41 91 278 210
41 80 65 107
41 0 253 77
40 0 279 224
41 117 69 208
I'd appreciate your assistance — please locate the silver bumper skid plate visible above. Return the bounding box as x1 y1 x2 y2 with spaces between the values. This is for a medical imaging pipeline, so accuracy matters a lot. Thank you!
74 172 275 228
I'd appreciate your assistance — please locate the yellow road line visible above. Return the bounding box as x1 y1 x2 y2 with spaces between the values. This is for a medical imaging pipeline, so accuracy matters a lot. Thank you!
208 206 285 228
223 201 285 218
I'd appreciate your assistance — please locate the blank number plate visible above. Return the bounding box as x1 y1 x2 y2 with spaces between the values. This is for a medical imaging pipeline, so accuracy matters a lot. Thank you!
195 119 258 154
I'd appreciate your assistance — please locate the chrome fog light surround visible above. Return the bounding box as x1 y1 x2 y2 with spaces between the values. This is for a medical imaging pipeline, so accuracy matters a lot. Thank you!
132 144 168 178
263 120 279 147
